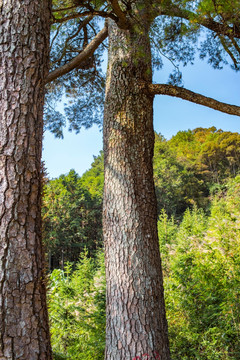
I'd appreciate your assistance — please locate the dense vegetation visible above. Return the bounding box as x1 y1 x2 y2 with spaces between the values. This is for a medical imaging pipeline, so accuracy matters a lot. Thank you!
43 127 240 359
159 176 240 359
43 157 103 268
154 127 240 217
48 251 106 360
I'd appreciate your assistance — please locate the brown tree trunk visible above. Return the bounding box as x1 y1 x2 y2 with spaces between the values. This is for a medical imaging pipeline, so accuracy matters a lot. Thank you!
103 19 171 360
0 1 52 359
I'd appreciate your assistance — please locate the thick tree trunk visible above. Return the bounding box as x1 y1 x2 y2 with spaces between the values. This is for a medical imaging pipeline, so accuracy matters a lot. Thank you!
103 19 171 360
0 1 52 359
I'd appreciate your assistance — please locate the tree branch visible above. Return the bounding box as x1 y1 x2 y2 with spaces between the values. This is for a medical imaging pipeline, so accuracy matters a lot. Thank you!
45 24 108 84
52 5 78 13
52 10 117 24
155 4 240 39
107 0 130 29
51 16 93 66
149 84 240 117
218 35 239 69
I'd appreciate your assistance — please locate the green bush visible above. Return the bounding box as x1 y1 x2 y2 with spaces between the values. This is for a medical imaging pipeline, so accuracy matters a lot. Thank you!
48 251 106 360
159 176 240 360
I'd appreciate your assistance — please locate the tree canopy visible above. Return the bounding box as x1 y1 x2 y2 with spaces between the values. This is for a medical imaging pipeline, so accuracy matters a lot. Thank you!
44 0 240 138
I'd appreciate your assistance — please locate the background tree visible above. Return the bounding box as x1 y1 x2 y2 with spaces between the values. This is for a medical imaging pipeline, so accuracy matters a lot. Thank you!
169 127 240 184
80 151 104 199
154 127 240 217
153 133 208 217
43 169 102 268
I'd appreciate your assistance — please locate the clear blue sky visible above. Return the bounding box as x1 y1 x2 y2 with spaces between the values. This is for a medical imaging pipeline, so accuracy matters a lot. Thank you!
42 58 240 179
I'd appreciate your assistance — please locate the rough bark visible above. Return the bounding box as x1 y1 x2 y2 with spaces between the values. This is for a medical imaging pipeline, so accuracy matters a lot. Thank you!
103 19 171 360
0 1 52 359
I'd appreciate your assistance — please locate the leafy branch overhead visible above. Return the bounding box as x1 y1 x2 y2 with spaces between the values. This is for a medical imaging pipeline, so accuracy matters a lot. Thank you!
45 0 240 138
46 22 108 83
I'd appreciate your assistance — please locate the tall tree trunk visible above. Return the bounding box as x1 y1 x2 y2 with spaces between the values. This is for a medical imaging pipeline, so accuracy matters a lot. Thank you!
103 19 171 360
0 1 52 359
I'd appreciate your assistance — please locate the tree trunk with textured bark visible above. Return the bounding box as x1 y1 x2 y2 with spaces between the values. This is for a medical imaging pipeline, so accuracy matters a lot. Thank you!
0 1 52 359
103 18 171 360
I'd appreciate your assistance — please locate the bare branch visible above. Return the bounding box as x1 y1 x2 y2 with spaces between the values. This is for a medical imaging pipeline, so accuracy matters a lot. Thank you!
232 37 240 55
149 84 240 117
51 16 93 66
45 24 108 84
218 35 239 69
50 23 62 52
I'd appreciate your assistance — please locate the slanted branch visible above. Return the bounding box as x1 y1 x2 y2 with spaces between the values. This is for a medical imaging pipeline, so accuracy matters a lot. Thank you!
45 24 108 84
149 83 240 117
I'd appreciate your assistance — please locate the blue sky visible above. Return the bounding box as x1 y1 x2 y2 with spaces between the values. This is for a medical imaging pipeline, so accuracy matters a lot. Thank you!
43 58 240 179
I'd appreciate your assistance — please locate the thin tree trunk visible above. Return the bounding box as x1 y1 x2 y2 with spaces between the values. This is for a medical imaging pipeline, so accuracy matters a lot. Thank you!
103 19 171 360
0 1 52 358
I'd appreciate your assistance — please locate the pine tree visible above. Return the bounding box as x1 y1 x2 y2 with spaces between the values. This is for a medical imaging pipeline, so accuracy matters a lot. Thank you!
0 1 52 358
1 0 240 358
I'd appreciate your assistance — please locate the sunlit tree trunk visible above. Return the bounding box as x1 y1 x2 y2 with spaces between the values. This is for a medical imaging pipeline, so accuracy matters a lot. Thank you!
103 18 171 360
0 1 52 358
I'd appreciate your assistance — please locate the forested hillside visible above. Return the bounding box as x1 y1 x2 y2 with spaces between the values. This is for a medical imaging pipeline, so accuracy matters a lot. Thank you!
43 165 103 268
43 127 240 265
43 127 240 359
154 127 240 216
